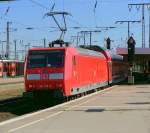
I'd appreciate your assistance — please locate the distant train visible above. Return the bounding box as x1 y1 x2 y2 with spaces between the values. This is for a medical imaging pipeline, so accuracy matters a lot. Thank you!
0 60 24 77
24 44 128 99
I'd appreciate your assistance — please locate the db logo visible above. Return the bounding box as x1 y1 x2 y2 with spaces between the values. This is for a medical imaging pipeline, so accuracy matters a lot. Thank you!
41 73 49 80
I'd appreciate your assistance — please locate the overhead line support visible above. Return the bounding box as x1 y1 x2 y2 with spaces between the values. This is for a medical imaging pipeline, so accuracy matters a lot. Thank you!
128 3 150 48
115 20 141 39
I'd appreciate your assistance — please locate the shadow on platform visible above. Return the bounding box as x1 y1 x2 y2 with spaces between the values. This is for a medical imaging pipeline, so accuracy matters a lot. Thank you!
85 108 105 113
126 102 150 105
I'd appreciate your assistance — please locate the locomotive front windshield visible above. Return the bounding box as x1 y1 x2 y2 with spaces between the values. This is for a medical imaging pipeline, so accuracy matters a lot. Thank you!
28 50 64 68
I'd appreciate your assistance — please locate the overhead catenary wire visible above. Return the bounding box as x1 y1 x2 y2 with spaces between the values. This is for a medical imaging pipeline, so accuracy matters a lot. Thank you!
0 0 92 35
28 0 49 10
1 0 148 49
28 0 86 39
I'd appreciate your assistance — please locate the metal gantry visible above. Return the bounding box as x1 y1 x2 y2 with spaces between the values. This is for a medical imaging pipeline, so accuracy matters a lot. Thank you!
80 30 101 46
128 3 150 48
115 20 141 39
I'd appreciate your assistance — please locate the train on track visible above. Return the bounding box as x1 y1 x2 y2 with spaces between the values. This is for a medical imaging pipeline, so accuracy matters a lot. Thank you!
24 41 128 99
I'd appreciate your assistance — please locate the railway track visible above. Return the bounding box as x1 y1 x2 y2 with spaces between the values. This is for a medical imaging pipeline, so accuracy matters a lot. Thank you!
0 95 63 122
0 86 107 122
0 97 24 106
0 96 34 122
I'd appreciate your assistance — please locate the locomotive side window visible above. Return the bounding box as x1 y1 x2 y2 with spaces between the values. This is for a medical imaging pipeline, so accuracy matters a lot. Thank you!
28 50 64 68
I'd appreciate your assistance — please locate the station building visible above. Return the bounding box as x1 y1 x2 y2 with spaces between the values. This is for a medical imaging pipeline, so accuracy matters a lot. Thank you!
116 48 150 74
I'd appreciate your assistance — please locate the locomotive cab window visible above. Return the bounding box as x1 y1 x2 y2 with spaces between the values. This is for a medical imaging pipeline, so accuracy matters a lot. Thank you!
28 50 64 68
47 51 64 67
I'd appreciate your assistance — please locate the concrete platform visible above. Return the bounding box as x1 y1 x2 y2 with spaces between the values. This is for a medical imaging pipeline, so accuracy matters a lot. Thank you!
0 85 150 133
0 77 23 85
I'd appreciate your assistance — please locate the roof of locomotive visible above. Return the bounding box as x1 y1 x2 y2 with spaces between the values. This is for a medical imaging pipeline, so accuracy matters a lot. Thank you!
29 47 66 51
28 47 106 58
28 46 123 60
79 45 123 61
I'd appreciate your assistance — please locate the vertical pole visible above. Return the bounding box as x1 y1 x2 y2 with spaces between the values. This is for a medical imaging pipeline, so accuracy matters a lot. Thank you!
77 36 78 46
142 5 145 48
21 40 24 60
1 42 4 58
24 45 26 58
24 45 28 59
149 6 150 48
83 33 86 45
14 40 17 60
128 22 130 39
77 32 79 46
24 44 30 59
90 31 92 46
22 50 24 61
28 43 30 52
6 22 10 59
43 38 46 48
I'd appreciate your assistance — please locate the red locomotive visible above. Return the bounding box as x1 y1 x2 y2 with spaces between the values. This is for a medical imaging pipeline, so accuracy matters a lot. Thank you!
24 43 128 99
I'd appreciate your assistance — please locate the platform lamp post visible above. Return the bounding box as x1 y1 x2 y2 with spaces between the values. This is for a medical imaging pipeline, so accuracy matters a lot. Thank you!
127 36 135 84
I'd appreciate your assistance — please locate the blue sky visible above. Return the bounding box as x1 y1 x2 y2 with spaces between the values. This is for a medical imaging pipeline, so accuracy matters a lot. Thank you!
0 0 150 59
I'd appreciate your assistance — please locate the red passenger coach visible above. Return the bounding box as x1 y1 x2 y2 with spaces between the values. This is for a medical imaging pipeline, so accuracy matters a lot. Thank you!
103 51 128 83
0 60 24 77
0 62 3 77
24 44 128 99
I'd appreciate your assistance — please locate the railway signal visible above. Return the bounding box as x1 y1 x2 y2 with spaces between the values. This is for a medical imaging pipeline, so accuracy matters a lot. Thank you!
127 36 135 84
127 36 135 66
106 37 111 49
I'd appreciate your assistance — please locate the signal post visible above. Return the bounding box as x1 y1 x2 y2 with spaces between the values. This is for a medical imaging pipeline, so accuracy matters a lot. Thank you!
127 36 135 84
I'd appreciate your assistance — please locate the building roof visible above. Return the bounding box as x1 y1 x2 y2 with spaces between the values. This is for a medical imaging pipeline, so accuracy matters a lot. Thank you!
116 48 150 55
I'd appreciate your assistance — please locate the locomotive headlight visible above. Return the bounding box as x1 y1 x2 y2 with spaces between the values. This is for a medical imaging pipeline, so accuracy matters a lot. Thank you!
49 73 64 79
56 83 63 88
29 84 33 88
